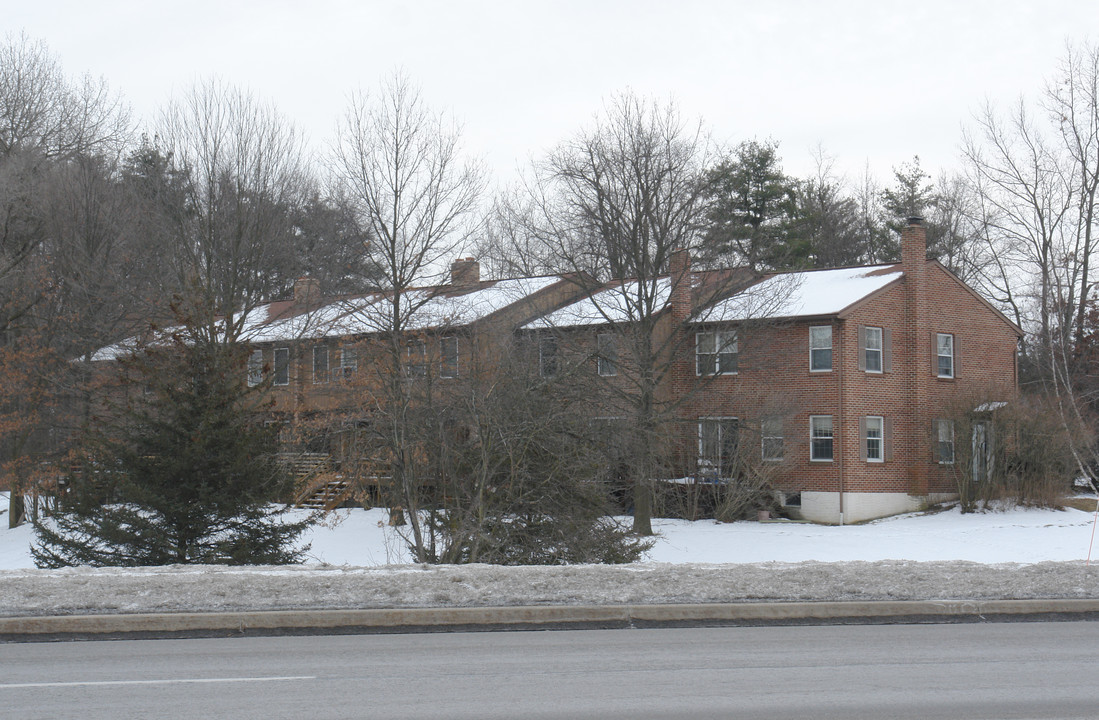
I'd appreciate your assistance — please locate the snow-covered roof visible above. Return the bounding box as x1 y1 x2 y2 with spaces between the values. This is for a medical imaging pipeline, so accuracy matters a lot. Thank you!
698 265 902 323
524 278 672 329
90 277 562 360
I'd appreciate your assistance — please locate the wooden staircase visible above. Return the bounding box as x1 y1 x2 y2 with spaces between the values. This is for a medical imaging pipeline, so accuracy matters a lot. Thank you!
281 452 355 511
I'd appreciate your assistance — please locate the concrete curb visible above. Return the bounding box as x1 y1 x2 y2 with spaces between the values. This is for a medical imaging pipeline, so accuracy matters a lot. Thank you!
3 598 1099 638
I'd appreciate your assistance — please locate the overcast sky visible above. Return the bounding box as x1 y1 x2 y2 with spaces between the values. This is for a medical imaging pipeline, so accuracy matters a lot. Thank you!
7 1 1096 189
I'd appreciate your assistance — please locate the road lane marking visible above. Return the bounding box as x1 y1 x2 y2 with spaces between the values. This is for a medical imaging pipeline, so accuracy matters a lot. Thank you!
0 676 315 690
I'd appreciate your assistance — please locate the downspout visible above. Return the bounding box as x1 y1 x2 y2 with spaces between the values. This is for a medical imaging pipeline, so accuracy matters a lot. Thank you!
837 319 845 526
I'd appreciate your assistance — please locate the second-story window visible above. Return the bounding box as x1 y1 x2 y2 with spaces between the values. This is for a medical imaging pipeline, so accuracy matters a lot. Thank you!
539 335 557 378
312 345 329 384
247 349 263 387
407 339 427 377
440 336 458 378
937 333 954 378
696 329 738 375
810 326 832 371
863 327 883 373
273 347 290 386
337 345 358 380
597 332 617 377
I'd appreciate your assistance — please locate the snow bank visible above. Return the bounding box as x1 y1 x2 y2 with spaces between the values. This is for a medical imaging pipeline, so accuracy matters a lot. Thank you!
3 502 1099 617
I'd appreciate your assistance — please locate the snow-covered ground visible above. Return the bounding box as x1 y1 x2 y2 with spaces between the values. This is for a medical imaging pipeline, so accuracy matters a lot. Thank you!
3 498 1099 616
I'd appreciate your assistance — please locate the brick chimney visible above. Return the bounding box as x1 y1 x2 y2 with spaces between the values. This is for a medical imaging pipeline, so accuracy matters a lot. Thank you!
901 216 927 271
668 247 692 318
293 276 321 308
451 257 480 287
902 216 930 495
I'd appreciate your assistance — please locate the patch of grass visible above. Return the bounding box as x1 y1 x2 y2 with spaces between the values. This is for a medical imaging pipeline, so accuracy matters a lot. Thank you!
1063 497 1099 512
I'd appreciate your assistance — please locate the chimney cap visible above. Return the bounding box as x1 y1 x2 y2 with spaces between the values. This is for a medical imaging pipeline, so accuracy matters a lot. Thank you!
906 216 925 227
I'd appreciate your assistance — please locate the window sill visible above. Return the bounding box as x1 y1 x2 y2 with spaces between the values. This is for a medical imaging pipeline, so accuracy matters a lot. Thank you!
809 369 833 374
809 458 834 463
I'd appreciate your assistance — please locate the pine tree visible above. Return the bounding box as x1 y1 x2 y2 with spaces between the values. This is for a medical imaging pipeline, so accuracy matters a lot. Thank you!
32 320 311 567
701 139 805 271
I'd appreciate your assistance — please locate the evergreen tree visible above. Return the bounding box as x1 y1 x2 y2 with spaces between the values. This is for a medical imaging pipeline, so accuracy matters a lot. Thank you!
32 314 311 567
701 139 804 270
879 155 941 262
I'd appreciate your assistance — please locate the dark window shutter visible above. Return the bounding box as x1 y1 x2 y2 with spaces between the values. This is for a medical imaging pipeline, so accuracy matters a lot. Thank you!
883 328 893 373
857 326 866 371
930 332 937 377
953 336 959 378
884 416 893 461
858 416 867 460
931 420 941 462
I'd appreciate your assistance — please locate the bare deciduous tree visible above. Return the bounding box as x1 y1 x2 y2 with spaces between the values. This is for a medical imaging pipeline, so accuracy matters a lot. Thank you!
159 78 311 338
331 72 484 559
511 92 715 535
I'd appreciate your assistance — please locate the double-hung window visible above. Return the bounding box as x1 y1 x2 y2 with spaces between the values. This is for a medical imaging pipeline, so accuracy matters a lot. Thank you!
934 419 955 464
440 336 458 378
312 345 329 384
864 327 883 373
597 333 617 377
761 418 784 461
699 417 739 478
407 339 427 377
937 333 954 378
273 347 290 386
337 345 358 380
696 329 738 375
247 349 264 387
810 326 832 371
864 416 884 462
810 415 834 461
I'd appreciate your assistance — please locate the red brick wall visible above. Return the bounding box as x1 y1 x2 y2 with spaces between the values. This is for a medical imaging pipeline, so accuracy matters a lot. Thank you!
668 262 1018 499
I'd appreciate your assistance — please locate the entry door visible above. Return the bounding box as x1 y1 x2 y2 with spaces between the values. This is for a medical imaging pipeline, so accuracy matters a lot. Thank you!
972 422 992 484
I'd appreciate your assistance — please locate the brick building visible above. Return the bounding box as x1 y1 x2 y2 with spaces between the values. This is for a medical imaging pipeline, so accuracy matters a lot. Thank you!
92 220 1019 523
524 218 1020 523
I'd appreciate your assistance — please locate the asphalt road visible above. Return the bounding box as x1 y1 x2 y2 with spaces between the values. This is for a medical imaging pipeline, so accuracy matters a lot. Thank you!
3 622 1098 719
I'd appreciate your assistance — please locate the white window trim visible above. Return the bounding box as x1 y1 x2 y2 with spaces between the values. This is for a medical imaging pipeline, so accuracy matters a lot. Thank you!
809 325 832 373
810 415 834 462
864 326 884 374
937 333 955 378
865 415 884 463
247 348 264 387
695 329 738 376
698 416 738 477
337 344 358 380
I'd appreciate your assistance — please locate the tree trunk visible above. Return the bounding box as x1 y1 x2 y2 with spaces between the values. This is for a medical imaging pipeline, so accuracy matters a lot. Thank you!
632 477 653 535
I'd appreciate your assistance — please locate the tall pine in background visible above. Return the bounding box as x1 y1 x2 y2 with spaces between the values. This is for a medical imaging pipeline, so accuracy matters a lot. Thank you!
33 311 310 567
